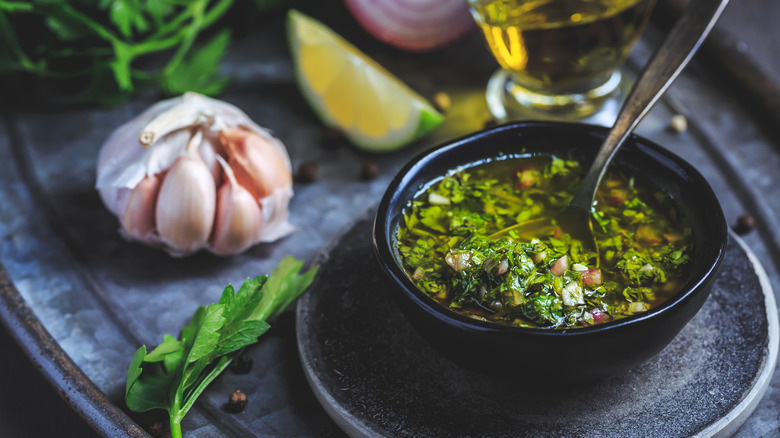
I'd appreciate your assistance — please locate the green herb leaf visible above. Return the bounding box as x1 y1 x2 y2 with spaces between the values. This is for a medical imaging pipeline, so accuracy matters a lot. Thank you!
125 257 318 438
144 334 182 362
145 0 174 26
160 29 232 96
0 0 247 104
125 346 178 413
253 256 319 322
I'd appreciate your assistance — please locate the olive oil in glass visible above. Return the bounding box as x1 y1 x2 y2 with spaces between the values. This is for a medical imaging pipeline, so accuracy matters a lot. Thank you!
468 0 656 121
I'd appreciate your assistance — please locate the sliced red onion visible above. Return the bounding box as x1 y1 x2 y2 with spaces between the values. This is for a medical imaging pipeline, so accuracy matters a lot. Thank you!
581 268 603 287
344 0 475 52
445 250 474 271
591 309 610 325
550 255 569 277
497 258 509 275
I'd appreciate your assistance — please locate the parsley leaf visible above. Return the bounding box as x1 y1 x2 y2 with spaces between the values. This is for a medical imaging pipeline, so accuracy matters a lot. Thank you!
125 256 318 438
161 29 232 96
0 0 267 104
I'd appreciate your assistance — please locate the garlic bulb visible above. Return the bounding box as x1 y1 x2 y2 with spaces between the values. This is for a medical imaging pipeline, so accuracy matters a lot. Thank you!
96 92 294 256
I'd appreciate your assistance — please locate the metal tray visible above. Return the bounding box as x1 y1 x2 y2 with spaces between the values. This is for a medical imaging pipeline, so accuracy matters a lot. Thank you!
1 5 780 437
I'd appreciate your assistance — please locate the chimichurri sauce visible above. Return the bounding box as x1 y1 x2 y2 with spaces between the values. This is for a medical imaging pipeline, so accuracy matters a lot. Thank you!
396 155 693 329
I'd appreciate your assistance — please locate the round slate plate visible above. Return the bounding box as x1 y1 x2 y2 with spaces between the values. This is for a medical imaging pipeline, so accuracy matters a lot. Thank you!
297 209 779 438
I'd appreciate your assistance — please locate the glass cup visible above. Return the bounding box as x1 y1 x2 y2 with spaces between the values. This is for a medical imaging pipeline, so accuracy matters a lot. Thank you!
467 0 657 124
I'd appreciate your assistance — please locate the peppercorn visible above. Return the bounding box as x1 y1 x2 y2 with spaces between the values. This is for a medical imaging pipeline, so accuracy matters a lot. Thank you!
230 354 253 374
359 160 380 181
669 114 688 133
733 214 755 235
226 390 247 413
296 161 318 183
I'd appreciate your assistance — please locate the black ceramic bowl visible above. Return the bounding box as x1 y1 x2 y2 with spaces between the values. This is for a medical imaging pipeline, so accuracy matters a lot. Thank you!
373 121 728 381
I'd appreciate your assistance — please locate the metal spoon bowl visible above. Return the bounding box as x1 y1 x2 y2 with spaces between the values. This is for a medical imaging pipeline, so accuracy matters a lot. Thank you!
490 0 730 257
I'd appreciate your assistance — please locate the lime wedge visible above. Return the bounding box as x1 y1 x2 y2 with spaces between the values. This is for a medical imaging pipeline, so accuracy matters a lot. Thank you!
287 10 444 152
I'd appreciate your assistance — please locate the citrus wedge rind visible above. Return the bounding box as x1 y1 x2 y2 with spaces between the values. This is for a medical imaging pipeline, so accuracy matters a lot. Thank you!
287 10 443 152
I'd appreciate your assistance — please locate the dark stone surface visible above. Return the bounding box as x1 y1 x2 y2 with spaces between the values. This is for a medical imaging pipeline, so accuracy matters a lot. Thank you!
297 209 772 438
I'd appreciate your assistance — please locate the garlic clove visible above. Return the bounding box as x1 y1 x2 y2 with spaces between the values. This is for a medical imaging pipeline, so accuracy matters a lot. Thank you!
211 181 264 256
120 174 162 242
219 128 292 200
197 139 223 186
210 155 263 255
155 134 217 255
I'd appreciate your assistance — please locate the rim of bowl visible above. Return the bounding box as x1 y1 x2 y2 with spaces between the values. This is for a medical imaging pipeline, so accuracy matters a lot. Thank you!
373 120 728 338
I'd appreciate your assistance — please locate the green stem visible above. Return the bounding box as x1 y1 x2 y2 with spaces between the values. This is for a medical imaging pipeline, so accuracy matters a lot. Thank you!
148 9 193 40
40 3 121 45
158 0 233 76
170 417 183 438
170 384 184 438
178 355 234 419
0 10 38 73
161 1 205 77
202 0 235 27
132 32 187 55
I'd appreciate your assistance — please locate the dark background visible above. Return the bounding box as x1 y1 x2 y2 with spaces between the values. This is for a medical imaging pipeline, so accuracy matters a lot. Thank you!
1 0 778 436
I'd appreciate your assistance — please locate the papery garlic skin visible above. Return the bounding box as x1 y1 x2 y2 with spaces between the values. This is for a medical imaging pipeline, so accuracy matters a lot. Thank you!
95 92 294 256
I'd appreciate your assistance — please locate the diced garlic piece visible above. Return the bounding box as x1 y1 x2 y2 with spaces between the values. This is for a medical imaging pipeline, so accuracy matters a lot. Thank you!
628 302 649 313
531 251 546 264
561 281 584 306
428 192 451 205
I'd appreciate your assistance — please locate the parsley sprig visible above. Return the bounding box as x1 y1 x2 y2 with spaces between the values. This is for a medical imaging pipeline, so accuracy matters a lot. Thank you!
0 0 280 104
125 256 317 438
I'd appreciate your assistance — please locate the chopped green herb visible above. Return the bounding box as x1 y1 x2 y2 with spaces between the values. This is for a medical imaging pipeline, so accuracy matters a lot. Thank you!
396 155 693 329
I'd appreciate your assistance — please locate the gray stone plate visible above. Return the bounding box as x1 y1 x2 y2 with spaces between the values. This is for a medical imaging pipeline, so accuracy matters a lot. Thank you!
297 209 779 438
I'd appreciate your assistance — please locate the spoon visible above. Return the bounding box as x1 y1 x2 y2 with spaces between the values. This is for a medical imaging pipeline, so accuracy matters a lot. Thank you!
490 0 730 259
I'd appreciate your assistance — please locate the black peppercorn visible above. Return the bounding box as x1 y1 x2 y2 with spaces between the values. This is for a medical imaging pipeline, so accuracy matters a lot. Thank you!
359 160 380 181
296 161 319 183
733 214 755 235
226 390 247 413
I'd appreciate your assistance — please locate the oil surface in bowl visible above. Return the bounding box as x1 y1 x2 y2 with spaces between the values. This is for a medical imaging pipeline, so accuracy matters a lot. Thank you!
396 154 694 329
